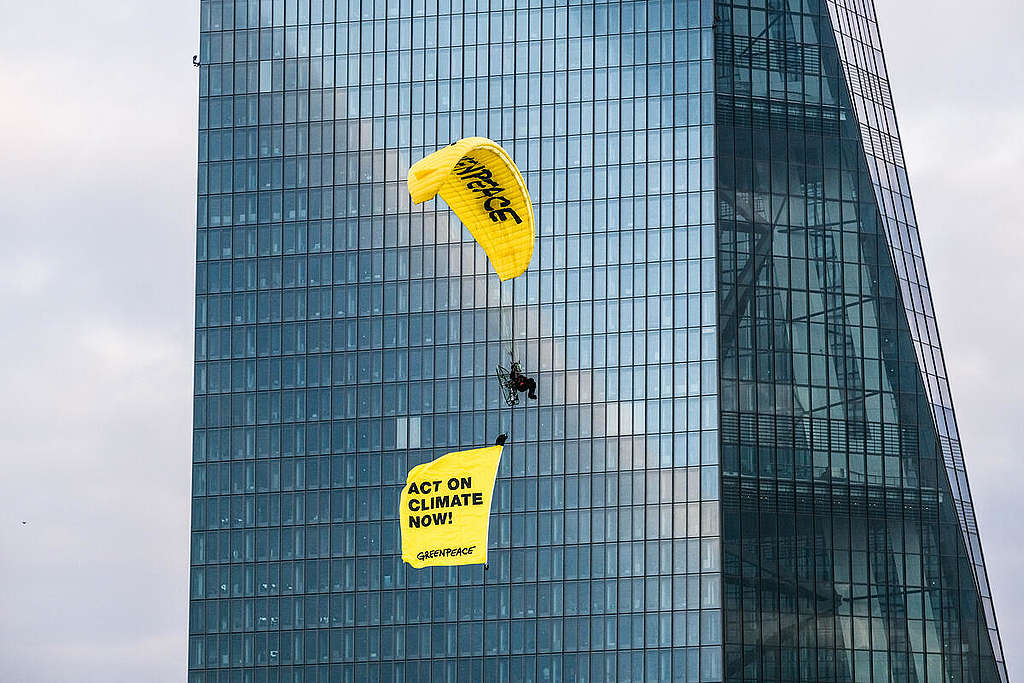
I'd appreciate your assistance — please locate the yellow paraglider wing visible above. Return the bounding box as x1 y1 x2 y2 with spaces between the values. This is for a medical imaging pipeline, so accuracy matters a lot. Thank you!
407 137 535 281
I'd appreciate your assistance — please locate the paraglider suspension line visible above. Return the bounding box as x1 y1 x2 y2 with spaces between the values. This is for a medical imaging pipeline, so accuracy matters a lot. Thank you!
510 277 516 359
509 277 516 429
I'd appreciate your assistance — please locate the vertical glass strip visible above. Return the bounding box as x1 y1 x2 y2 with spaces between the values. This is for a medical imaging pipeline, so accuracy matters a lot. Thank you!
823 2 1006 677
714 0 1002 680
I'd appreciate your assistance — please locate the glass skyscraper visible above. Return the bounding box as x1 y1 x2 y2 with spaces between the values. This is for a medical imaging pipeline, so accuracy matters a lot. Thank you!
189 0 1004 681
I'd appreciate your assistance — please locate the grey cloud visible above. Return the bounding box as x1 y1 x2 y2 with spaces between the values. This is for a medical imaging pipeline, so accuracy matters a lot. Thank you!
0 2 198 682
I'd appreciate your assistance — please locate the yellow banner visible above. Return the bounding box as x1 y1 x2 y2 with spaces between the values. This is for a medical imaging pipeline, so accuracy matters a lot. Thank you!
400 445 503 569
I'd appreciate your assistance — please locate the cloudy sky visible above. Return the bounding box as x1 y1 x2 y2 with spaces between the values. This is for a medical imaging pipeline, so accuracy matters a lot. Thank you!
0 1 1021 681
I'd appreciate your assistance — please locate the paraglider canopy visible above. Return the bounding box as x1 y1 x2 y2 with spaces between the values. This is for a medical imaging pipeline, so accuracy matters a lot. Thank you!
407 137 535 281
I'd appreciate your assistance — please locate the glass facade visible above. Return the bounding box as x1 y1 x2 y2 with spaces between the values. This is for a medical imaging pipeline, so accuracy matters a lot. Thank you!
190 1 721 681
189 0 1003 681
715 0 1004 680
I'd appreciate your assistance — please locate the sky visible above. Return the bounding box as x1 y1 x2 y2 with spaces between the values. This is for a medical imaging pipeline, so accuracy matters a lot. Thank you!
0 2 1021 681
